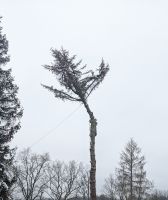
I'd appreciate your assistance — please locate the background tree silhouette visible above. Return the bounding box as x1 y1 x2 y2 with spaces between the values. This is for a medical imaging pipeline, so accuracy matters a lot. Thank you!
42 48 109 200
0 17 23 200
115 139 152 200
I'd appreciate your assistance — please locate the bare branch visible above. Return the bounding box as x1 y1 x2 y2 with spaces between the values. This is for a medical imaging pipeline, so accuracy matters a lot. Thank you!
42 84 81 102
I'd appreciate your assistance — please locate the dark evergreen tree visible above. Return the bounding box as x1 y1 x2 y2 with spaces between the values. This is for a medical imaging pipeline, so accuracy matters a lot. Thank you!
42 48 109 200
0 17 23 200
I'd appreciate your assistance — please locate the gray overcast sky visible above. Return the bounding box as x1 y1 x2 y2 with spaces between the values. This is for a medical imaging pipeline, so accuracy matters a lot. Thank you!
1 0 168 192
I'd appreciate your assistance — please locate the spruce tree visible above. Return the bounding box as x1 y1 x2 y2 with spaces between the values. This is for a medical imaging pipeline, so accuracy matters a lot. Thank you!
0 17 23 200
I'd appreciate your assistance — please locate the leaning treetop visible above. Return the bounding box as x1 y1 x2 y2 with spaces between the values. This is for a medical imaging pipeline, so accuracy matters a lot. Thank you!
42 48 109 104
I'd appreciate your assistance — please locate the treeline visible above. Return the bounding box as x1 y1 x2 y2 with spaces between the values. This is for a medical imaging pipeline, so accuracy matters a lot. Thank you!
9 139 168 200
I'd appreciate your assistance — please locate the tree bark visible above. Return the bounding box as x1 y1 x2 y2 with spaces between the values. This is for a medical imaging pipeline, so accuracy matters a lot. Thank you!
82 100 97 200
89 117 97 200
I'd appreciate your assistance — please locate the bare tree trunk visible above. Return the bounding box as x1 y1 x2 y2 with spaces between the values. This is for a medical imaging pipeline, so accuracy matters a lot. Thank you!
89 117 97 200
88 176 90 200
130 147 133 200
82 101 97 200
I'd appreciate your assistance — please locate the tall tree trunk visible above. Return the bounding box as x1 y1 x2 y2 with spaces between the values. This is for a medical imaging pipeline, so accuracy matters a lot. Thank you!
82 101 97 200
89 117 97 200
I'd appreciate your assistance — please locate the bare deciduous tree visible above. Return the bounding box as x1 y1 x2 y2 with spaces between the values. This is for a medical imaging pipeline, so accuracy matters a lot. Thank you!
149 190 168 200
14 148 49 200
115 166 128 200
115 139 152 200
103 174 116 200
42 48 109 200
44 160 82 200
77 165 90 200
